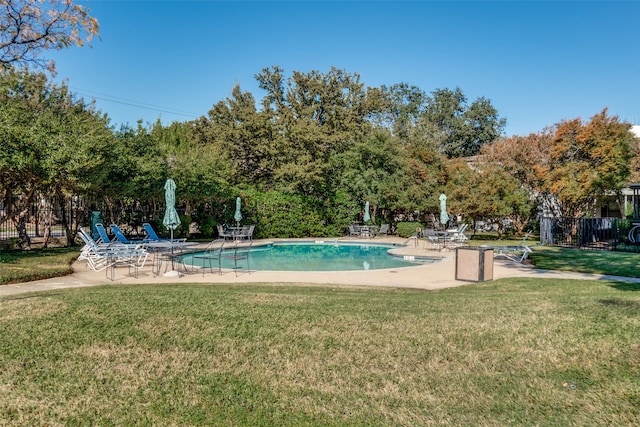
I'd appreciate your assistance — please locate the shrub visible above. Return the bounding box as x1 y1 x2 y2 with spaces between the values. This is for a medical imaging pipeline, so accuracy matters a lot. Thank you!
396 222 423 238
197 215 216 238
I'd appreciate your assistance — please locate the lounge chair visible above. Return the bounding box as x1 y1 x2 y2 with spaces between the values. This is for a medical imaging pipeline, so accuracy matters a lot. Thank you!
142 222 186 243
444 223 469 248
109 224 138 244
481 232 533 263
78 228 149 279
94 223 114 244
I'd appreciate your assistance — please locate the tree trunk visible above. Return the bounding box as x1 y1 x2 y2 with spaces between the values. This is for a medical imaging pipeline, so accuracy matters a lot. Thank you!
12 215 31 250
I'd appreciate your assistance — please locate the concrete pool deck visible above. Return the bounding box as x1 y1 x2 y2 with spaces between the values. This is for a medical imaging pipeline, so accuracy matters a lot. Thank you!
2 237 639 296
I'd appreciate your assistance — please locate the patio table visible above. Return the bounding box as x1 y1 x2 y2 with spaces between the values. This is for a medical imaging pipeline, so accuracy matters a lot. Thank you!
360 225 378 238
144 241 197 275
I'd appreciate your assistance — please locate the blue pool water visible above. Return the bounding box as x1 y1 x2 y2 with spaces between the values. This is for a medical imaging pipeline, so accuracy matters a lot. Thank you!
181 242 436 271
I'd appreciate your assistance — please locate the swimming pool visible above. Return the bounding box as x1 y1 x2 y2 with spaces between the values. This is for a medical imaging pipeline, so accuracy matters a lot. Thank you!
181 241 437 272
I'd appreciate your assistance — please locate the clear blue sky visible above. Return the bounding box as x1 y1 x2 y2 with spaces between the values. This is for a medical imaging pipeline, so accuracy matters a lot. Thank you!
49 0 640 136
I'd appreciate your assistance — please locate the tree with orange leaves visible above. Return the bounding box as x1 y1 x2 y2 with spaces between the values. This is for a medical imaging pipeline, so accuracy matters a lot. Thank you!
0 0 99 73
485 109 636 218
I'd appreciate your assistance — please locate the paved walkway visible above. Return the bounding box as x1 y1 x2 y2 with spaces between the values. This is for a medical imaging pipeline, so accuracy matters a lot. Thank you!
2 237 639 296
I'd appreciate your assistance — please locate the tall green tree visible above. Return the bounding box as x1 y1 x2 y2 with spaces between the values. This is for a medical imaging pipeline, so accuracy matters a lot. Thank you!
334 130 408 223
422 87 505 158
0 68 113 246
195 85 274 187
367 83 426 141
255 66 373 198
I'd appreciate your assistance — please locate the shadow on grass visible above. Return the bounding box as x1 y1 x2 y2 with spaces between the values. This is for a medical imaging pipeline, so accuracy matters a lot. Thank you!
608 282 640 292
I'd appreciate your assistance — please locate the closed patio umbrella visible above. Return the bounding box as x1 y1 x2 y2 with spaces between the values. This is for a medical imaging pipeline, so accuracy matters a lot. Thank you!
163 178 181 241
363 201 371 223
439 193 449 227
161 178 182 277
234 197 243 228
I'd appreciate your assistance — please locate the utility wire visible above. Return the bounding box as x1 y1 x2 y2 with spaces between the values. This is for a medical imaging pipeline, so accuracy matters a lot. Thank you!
69 86 202 119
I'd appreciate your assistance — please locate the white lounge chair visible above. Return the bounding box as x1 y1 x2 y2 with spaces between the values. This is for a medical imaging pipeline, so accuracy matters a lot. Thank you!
78 228 149 279
481 232 533 263
444 223 469 248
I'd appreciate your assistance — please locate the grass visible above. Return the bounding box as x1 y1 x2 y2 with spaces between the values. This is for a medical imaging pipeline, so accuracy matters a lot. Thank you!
1 281 639 425
1 243 640 424
530 246 640 278
0 246 78 285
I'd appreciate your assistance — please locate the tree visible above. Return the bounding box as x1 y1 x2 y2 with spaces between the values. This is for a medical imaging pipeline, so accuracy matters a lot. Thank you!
402 119 448 215
0 68 113 246
367 83 426 141
446 159 534 237
0 0 99 73
255 66 373 199
334 130 407 223
485 109 635 218
541 110 633 217
422 87 505 158
195 85 275 187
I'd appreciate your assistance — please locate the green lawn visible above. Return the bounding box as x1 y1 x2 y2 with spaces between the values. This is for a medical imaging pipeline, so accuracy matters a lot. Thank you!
530 246 640 278
1 244 640 424
1 281 639 425
0 246 78 285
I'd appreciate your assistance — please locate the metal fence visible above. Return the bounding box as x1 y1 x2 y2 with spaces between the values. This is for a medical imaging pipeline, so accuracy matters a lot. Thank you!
540 217 640 252
0 200 87 244
1 197 185 246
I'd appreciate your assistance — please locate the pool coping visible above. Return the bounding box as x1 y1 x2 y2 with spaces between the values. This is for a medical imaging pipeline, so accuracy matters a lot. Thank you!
189 239 445 266
3 236 640 296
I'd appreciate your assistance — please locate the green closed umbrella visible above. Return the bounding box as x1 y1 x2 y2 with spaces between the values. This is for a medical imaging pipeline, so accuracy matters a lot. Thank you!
234 197 243 228
163 178 181 241
363 201 371 223
439 193 449 227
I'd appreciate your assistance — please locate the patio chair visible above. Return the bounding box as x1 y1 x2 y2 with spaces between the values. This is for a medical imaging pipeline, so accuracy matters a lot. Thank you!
240 225 255 240
377 224 390 236
191 239 226 276
77 228 112 271
110 224 139 244
142 222 186 243
217 225 233 240
481 232 533 263
349 224 361 237
221 240 252 276
422 228 443 250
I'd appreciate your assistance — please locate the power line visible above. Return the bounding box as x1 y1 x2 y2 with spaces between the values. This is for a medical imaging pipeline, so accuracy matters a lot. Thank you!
69 86 202 119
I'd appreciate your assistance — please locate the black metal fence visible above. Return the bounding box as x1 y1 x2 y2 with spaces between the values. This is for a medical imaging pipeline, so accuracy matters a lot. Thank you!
1 197 187 247
540 217 640 252
0 199 87 245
